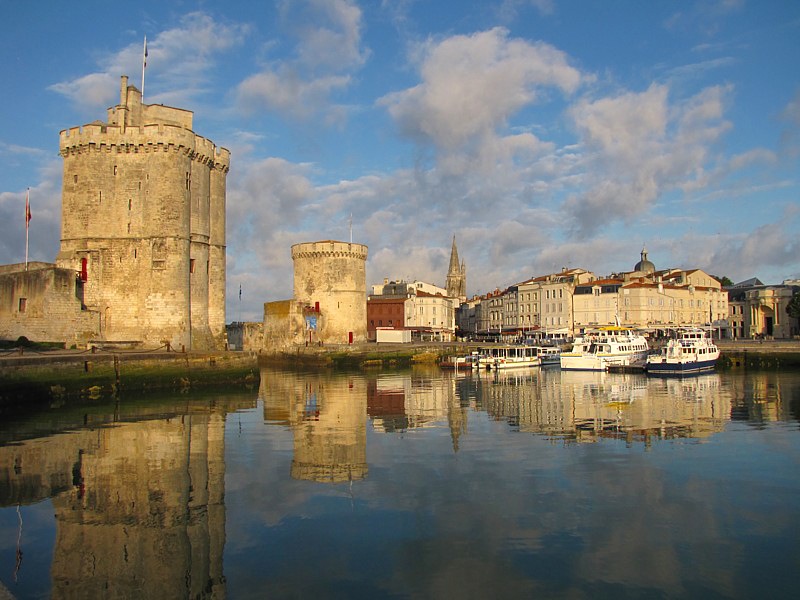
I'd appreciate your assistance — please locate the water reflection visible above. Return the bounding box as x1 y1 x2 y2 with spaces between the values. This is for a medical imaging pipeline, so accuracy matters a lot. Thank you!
1 369 799 598
260 372 368 483
1 395 255 598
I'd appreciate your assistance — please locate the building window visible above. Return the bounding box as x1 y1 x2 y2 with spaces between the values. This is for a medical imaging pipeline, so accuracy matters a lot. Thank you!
128 199 131 210
114 165 118 176
190 259 195 273
18 298 27 313
73 174 78 183
99 191 102 203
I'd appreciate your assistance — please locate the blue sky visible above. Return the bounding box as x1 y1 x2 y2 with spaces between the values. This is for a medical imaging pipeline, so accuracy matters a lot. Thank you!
1 0 798 321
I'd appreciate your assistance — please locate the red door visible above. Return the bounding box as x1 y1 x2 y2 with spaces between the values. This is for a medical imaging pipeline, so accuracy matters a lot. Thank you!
349 331 353 344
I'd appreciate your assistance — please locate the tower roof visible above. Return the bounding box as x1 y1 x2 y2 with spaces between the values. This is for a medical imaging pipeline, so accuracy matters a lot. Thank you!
634 246 655 274
448 236 460 275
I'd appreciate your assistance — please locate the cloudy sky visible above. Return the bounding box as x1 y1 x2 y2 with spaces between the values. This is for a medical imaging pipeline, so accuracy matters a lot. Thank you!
1 0 798 321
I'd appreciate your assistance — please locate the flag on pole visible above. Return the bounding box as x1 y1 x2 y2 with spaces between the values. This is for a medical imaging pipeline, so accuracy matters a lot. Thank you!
239 284 242 301
141 35 148 100
25 188 31 270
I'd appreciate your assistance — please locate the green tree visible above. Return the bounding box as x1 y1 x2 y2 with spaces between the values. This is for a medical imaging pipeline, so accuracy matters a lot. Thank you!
787 291 800 320
713 275 734 287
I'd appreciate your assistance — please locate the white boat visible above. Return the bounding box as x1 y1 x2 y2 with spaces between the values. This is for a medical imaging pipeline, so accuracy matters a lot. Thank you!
645 328 720 375
478 345 542 370
536 346 562 366
440 352 481 370
560 327 649 371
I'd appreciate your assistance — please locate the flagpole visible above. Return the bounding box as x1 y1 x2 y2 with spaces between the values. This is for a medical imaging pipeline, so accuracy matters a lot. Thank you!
141 35 147 101
25 188 29 271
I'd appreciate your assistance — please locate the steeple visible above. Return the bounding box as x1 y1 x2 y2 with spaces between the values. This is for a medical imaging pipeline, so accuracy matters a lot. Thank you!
448 236 460 274
446 235 467 302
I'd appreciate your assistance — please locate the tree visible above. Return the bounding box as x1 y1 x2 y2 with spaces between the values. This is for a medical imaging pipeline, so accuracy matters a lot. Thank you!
713 275 734 287
787 291 800 320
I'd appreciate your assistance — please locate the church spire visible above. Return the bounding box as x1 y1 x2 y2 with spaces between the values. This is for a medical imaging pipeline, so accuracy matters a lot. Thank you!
448 235 460 274
446 235 466 301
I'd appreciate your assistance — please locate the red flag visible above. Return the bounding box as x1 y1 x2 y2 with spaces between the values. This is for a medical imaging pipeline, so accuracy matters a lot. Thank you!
25 189 31 226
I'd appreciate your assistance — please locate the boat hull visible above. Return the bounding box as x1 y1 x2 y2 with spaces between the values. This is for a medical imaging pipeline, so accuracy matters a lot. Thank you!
645 358 718 375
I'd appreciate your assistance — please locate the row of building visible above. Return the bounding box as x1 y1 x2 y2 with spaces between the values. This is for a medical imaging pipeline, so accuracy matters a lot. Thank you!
367 243 800 342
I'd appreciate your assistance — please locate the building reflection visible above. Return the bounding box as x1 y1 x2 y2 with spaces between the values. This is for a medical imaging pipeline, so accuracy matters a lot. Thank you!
0 395 255 598
260 370 368 483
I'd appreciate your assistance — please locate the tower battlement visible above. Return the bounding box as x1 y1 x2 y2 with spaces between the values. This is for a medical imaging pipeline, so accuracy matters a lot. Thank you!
59 124 230 169
291 241 368 261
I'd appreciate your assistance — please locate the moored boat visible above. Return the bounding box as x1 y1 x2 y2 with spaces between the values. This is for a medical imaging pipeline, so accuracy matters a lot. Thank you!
478 345 542 370
645 328 719 375
440 353 481 370
536 346 562 366
560 327 649 371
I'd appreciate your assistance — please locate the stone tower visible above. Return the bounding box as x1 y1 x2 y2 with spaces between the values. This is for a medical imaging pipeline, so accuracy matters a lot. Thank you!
445 235 467 303
57 76 229 350
291 240 368 344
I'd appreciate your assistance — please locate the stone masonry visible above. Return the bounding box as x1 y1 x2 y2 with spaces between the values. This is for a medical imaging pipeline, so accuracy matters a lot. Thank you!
56 76 229 350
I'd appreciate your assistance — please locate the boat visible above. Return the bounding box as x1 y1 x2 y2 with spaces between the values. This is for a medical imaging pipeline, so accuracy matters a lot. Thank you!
645 328 720 375
440 352 482 370
536 346 562 366
560 326 649 371
477 345 542 370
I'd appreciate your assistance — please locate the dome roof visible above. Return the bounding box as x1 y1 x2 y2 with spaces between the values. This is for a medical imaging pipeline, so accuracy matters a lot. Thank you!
634 247 655 274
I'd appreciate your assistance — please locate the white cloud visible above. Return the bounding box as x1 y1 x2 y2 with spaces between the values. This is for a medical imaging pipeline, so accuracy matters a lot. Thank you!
49 13 248 112
236 0 366 122
237 70 352 119
380 27 583 174
564 84 733 234
0 160 62 266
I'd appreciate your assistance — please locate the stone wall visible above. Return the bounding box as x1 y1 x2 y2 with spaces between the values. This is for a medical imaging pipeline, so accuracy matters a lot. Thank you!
0 264 99 345
263 299 307 347
226 321 264 351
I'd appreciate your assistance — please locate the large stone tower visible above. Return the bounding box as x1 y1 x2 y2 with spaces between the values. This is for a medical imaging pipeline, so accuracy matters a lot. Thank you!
445 235 467 303
57 76 229 350
291 240 368 344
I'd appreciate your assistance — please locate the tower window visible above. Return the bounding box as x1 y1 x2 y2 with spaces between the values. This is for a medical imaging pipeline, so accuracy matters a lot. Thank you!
128 199 131 210
18 298 27 313
99 191 102 203
73 175 78 183
114 165 118 176
190 259 195 273
127 223 131 233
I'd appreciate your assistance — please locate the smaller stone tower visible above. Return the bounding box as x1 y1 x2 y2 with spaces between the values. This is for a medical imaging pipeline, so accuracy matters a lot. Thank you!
291 241 368 344
445 236 467 303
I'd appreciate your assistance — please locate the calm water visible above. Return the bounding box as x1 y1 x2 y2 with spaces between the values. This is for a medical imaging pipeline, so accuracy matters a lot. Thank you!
1 366 799 599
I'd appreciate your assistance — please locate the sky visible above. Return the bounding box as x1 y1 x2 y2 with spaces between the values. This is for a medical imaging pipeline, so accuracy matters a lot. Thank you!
1 0 798 321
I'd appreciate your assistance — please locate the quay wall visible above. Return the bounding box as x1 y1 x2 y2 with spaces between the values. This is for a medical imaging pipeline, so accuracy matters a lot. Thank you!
0 351 258 407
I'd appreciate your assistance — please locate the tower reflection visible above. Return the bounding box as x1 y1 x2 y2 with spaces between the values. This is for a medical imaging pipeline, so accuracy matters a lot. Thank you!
1 395 255 598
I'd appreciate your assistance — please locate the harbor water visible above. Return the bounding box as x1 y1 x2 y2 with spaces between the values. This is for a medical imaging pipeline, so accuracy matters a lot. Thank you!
1 366 799 598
